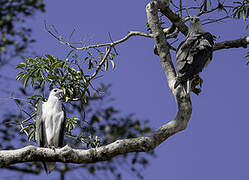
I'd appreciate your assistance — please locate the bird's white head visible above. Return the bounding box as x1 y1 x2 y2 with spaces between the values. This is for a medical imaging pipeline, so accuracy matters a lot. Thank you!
189 16 201 25
188 16 204 35
48 88 64 100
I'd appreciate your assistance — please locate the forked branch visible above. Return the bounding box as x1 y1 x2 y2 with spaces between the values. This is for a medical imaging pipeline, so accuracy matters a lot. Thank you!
0 1 191 167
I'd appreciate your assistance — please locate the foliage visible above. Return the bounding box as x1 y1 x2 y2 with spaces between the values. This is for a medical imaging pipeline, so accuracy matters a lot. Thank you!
232 0 249 20
0 0 45 65
245 52 249 65
16 48 116 103
232 0 249 65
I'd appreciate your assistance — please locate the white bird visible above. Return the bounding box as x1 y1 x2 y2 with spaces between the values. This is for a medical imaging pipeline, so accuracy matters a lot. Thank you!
174 16 214 95
36 88 66 173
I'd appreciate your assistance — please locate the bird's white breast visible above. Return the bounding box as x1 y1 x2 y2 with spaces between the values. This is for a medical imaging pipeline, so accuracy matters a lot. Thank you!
42 100 64 146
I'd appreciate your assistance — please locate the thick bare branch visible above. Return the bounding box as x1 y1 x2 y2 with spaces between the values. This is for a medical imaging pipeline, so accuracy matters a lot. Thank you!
159 4 188 36
146 0 191 134
214 36 249 51
0 127 176 167
147 1 177 84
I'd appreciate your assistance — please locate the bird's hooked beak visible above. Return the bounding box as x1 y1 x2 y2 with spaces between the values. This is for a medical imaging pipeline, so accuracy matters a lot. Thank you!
194 18 200 23
57 89 64 100
59 90 64 100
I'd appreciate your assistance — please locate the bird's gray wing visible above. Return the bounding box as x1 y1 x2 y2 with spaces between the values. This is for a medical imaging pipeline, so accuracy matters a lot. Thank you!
58 103 66 147
35 101 45 147
36 100 52 174
176 32 213 81
176 34 199 81
188 32 214 74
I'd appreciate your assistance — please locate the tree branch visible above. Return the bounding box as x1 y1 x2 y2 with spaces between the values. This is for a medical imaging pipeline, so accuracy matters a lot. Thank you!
46 25 153 50
46 10 248 53
159 3 188 36
214 36 249 51
157 3 249 51
4 165 41 174
0 1 192 167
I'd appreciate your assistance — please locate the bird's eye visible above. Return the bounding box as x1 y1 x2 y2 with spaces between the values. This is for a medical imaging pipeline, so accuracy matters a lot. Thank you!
54 89 57 92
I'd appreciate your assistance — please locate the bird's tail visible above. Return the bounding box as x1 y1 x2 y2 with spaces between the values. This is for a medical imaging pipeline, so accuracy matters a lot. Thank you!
186 80 191 94
174 78 191 94
43 161 56 174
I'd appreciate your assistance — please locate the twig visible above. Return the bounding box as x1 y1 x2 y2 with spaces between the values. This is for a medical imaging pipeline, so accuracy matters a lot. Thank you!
202 16 230 25
4 165 40 174
88 47 112 82
0 97 30 103
45 23 152 50
20 114 36 124
197 6 219 16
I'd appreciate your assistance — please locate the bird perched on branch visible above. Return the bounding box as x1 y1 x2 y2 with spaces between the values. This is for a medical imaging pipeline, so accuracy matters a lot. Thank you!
174 16 214 95
36 88 66 173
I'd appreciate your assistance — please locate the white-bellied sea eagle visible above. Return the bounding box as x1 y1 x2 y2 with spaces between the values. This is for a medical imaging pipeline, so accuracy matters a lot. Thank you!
35 88 66 173
174 16 214 95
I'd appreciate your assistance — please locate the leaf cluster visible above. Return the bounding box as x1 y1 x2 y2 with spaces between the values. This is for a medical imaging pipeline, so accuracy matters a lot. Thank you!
14 46 117 146
233 0 249 20
16 47 117 103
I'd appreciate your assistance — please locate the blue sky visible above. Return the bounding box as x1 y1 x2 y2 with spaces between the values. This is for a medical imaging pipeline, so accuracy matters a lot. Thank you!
1 0 249 179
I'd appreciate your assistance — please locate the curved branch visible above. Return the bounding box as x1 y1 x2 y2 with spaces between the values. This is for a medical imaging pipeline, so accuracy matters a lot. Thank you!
0 1 192 167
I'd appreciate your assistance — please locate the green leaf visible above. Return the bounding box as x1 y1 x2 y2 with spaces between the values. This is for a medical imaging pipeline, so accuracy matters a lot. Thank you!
142 127 151 133
20 126 29 133
104 59 108 71
28 128 35 141
45 54 54 61
66 49 74 59
22 74 30 88
65 96 70 103
86 88 91 96
16 72 25 81
110 60 115 69
47 75 58 81
88 60 93 69
87 51 93 57
52 60 64 70
15 62 26 69
243 7 247 20
30 77 35 88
